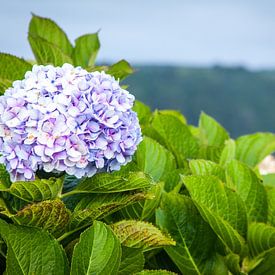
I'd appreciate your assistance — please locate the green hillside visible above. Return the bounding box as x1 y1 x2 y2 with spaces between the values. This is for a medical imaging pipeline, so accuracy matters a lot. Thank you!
126 66 275 137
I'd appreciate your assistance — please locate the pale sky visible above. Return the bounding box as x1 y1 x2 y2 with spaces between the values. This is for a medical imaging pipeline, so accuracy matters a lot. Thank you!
1 0 275 68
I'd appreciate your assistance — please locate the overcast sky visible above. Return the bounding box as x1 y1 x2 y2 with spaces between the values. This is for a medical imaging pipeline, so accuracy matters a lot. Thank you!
1 0 275 69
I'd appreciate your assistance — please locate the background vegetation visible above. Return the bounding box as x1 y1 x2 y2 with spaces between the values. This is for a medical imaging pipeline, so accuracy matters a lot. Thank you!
127 66 275 137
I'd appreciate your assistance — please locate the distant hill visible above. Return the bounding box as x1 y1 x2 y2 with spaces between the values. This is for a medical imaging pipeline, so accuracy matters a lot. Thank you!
125 65 275 137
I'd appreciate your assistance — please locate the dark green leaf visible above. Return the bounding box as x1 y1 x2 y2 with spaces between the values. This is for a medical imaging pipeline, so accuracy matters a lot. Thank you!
0 218 69 275
118 247 144 275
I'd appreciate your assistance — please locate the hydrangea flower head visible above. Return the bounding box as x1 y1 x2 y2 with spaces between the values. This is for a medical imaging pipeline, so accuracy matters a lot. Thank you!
0 64 142 182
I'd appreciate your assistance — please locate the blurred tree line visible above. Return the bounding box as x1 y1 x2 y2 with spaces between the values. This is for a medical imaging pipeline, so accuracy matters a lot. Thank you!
126 66 275 137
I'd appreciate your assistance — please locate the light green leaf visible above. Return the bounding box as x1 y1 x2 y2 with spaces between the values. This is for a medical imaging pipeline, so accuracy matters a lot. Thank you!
263 174 275 187
29 14 73 56
118 247 144 275
198 145 223 163
0 53 32 82
189 159 225 182
183 175 247 254
265 186 275 226
73 33 100 67
28 35 73 66
235 133 275 167
135 137 176 182
70 221 121 275
156 193 217 275
220 139 236 167
69 192 147 231
111 220 175 251
199 112 229 147
0 218 69 275
13 199 71 237
149 112 199 166
70 171 153 194
226 160 268 223
133 100 151 126
9 177 63 202
158 110 187 124
107 59 134 80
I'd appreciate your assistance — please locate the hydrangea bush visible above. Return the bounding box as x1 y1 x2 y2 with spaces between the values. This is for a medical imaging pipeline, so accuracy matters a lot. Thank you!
0 63 141 181
0 14 275 275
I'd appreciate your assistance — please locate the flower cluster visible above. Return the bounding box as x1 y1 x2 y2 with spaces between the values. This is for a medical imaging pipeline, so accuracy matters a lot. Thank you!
0 64 142 182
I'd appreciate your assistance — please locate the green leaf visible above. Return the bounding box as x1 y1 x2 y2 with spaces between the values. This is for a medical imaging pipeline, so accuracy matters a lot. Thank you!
118 247 144 275
133 100 151 126
13 199 71 237
149 112 199 166
219 139 236 167
157 110 187 124
199 112 229 147
248 222 275 257
29 14 73 56
73 33 100 67
235 133 275 167
183 175 247 254
120 182 163 221
135 270 177 275
226 160 268 223
265 186 275 226
198 145 223 163
0 164 11 189
135 137 176 182
9 177 63 202
0 53 32 82
163 168 187 192
156 193 217 275
107 59 134 80
111 220 175 251
248 247 275 275
69 192 147 230
0 218 69 275
71 221 121 275
0 78 12 94
189 159 225 182
28 35 73 66
71 171 153 194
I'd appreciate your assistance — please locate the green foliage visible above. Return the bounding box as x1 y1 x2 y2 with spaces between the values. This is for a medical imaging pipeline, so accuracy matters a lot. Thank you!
1 13 275 274
0 219 69 275
73 33 100 67
183 175 247 254
71 221 121 274
8 177 63 202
